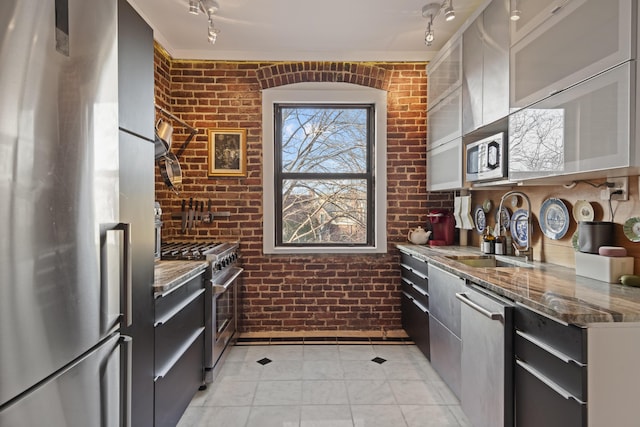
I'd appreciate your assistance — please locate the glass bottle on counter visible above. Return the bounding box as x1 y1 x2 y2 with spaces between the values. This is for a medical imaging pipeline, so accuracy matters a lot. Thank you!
482 228 495 254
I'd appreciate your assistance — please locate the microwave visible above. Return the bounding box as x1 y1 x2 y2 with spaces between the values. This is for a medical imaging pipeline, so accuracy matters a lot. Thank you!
465 132 507 183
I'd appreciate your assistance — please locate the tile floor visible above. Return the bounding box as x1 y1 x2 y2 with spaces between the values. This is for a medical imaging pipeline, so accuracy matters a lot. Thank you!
177 343 471 427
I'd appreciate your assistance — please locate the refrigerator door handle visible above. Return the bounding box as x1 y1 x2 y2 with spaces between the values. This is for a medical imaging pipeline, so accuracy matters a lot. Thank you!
120 335 133 427
101 222 133 327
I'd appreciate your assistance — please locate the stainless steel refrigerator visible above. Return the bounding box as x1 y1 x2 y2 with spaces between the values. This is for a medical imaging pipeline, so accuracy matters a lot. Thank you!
0 0 153 425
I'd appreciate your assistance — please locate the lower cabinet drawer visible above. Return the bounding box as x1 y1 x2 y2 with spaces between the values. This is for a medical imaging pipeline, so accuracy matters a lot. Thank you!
429 315 461 399
515 360 586 427
155 290 205 373
514 305 586 364
155 272 204 320
401 292 430 359
400 252 429 276
515 330 587 401
401 278 429 308
154 329 205 427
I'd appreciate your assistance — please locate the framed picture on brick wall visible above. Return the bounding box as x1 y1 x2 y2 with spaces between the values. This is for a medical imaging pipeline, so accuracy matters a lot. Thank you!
208 128 247 177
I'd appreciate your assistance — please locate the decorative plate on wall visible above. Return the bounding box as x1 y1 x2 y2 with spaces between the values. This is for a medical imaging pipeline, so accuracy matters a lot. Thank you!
510 209 529 247
572 200 594 222
474 206 486 234
539 198 570 240
571 230 580 251
623 217 640 242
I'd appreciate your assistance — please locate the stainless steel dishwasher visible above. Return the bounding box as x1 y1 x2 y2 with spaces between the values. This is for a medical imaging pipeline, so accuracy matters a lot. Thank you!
456 284 514 427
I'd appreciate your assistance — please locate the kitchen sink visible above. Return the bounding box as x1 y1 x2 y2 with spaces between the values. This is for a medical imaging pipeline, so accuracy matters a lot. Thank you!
444 255 534 268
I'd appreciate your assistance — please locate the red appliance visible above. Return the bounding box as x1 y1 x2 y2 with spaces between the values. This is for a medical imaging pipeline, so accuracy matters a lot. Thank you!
427 209 455 246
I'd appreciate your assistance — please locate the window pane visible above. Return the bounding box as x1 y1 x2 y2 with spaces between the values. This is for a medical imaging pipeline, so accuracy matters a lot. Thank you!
280 107 368 174
281 179 367 244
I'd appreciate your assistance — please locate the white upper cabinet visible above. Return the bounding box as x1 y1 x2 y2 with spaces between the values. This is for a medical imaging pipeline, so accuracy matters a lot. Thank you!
509 62 637 181
509 0 561 46
510 0 634 110
427 138 463 191
462 0 510 134
428 37 463 109
428 86 463 150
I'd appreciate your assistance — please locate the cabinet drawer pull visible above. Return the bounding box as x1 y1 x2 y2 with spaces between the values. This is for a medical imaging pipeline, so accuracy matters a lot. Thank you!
401 277 416 287
516 330 586 367
400 263 428 280
403 291 428 313
412 298 429 314
516 359 586 405
154 327 204 381
154 288 205 327
412 284 428 297
456 292 503 322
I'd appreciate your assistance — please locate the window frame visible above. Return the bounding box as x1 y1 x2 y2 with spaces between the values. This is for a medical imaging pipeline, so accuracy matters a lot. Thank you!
262 82 387 254
274 103 375 247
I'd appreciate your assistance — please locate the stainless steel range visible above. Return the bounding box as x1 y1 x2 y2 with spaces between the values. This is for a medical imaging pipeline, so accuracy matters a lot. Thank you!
160 241 242 383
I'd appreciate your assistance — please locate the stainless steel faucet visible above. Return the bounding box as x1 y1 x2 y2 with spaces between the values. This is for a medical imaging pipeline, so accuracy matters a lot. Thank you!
495 190 533 261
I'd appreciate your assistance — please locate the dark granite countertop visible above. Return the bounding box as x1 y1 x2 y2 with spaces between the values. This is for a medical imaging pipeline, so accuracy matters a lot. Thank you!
397 244 640 326
154 260 208 296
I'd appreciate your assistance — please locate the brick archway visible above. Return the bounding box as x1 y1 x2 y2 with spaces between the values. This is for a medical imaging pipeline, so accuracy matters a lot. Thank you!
256 62 390 90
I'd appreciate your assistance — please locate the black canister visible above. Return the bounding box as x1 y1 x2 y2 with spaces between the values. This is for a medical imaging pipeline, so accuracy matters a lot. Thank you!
578 221 614 254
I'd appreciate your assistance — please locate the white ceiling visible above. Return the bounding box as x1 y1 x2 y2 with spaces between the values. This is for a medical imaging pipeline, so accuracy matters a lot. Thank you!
128 0 486 61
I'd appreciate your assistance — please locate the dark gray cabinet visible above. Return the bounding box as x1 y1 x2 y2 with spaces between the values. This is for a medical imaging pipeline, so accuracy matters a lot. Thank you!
514 305 587 427
118 0 155 141
400 251 430 358
428 265 465 400
117 1 156 426
154 271 206 427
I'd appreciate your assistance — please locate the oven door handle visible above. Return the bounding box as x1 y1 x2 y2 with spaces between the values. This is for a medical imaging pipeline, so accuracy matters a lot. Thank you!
211 267 243 295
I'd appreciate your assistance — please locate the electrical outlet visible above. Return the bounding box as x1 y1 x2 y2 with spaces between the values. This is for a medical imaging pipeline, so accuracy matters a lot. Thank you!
600 176 629 201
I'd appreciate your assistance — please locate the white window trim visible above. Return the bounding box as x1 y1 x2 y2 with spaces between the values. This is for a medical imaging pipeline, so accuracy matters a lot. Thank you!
262 82 387 254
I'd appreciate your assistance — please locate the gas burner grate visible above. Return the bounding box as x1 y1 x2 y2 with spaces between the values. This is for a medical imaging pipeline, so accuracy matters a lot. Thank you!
160 241 222 260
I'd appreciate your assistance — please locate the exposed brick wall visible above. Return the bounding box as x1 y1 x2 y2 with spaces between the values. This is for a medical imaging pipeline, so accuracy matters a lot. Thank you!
154 46 454 334
255 62 390 90
153 42 172 110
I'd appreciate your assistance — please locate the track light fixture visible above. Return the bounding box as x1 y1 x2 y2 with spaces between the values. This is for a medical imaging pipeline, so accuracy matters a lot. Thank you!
188 0 199 15
510 0 521 21
421 0 455 47
187 0 221 45
424 14 435 46
207 18 219 45
444 0 455 21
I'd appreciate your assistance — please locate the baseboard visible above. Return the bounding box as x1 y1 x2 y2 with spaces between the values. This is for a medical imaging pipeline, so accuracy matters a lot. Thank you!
235 329 412 345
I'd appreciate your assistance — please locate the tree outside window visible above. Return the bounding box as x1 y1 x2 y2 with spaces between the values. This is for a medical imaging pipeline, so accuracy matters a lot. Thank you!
274 104 374 247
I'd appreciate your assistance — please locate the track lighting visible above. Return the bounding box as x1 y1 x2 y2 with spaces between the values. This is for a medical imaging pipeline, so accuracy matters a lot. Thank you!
207 19 219 45
421 1 455 47
444 0 455 21
510 0 521 21
425 28 435 46
188 0 199 15
200 0 219 17
187 0 221 45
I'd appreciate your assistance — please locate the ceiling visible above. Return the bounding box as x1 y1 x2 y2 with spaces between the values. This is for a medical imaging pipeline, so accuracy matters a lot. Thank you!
128 0 486 61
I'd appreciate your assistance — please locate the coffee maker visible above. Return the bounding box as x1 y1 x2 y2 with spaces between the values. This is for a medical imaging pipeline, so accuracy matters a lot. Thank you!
427 209 455 246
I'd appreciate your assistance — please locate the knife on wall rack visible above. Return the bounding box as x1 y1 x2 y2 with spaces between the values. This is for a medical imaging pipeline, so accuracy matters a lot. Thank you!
180 199 186 233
